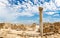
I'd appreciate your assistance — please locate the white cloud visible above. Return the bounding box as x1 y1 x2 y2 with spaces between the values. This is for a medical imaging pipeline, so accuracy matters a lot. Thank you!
15 12 34 17
0 0 38 23
43 17 60 23
13 1 39 16
0 2 6 6
0 7 16 21
55 0 60 7
43 17 51 22
45 12 55 15
43 1 57 11
0 0 60 23
53 14 60 16
52 18 60 22
0 1 18 22
5 0 58 17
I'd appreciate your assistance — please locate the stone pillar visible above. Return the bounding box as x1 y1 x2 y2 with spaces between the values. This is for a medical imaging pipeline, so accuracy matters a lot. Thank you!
39 7 43 37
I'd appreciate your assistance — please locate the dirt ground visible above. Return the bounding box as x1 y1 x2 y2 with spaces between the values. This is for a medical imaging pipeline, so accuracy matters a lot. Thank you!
0 26 60 38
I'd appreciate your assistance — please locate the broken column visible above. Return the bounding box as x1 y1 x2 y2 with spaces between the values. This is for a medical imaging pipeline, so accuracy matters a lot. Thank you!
39 7 43 37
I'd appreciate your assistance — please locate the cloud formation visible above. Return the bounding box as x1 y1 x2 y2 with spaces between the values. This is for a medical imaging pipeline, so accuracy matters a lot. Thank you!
0 0 60 24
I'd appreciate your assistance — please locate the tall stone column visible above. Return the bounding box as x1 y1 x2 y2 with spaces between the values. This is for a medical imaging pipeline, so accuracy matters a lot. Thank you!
39 7 43 37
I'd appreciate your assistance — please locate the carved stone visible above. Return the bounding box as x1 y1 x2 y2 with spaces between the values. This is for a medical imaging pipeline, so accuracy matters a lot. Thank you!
39 7 43 37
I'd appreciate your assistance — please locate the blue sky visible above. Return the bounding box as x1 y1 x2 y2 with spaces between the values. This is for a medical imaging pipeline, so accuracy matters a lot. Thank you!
0 0 60 24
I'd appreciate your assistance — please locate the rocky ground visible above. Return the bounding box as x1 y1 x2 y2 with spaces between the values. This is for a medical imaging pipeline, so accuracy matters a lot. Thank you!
0 29 60 38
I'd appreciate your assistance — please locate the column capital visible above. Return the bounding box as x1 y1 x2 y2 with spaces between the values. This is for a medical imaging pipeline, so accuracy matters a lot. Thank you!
39 7 43 12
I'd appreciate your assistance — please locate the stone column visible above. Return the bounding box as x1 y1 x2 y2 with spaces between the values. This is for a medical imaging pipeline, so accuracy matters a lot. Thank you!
39 7 43 37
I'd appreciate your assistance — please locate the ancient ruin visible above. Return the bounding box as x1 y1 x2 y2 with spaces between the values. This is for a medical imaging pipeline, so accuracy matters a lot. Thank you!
0 7 60 38
39 7 43 37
